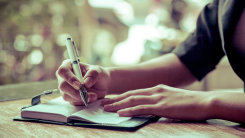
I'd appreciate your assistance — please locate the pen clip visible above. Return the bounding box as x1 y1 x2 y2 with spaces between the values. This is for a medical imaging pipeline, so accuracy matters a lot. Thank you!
31 89 58 106
72 41 80 62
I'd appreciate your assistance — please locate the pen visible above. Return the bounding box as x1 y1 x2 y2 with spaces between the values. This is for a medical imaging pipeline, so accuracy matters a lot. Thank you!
65 38 88 106
72 40 88 105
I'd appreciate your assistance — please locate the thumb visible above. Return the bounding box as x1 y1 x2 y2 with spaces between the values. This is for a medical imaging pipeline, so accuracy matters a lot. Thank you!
83 66 104 88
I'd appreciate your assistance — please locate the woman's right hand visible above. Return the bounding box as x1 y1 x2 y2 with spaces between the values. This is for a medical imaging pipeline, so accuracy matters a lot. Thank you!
56 59 111 105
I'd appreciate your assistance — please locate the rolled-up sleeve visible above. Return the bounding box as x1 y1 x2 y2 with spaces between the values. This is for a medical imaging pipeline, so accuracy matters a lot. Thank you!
172 0 225 81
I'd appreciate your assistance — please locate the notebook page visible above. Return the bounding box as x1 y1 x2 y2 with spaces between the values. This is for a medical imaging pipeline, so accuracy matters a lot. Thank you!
69 99 131 124
21 97 85 122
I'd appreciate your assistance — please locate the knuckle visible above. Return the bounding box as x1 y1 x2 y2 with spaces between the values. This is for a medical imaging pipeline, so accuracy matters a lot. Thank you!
57 67 68 76
124 90 134 97
58 81 67 91
156 95 165 101
96 65 103 74
111 103 118 109
128 96 138 103
88 69 100 78
67 75 77 83
154 84 165 93
137 105 146 112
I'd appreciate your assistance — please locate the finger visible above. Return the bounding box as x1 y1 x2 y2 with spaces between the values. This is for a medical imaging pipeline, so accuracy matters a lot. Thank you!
58 79 82 100
104 95 158 112
56 60 82 90
101 88 153 106
83 65 104 88
70 92 98 106
117 105 157 117
61 92 81 103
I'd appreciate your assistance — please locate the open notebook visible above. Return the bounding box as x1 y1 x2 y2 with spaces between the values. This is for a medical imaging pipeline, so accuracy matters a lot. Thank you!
15 96 160 131
21 97 130 124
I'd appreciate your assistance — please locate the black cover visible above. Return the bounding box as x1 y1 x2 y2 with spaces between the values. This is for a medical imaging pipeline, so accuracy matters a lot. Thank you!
13 114 160 131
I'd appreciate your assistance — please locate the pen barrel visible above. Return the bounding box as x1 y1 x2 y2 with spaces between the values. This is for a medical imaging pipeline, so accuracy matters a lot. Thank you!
66 38 84 83
73 63 84 82
66 38 77 62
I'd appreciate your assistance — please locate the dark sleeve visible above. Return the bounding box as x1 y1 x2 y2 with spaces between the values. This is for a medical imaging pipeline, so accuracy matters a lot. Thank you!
172 0 225 81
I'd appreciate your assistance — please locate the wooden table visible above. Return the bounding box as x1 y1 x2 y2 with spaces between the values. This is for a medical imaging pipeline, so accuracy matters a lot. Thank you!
1 81 245 137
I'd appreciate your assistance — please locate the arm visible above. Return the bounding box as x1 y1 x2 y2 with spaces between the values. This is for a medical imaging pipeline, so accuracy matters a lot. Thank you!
107 53 196 94
207 92 245 123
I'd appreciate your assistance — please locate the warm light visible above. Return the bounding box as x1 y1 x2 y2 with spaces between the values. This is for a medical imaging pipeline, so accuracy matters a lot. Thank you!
31 34 43 47
28 50 43 65
14 34 29 51
145 14 159 26
181 15 196 33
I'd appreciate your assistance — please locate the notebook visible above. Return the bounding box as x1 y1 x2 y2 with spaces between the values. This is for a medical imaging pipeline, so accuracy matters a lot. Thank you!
14 96 160 131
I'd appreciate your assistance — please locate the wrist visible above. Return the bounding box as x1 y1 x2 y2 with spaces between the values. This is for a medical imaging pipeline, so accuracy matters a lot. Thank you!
105 67 120 94
203 92 221 120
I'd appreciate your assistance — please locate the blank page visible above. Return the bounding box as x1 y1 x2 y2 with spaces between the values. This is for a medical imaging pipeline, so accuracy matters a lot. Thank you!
21 97 85 122
69 99 131 124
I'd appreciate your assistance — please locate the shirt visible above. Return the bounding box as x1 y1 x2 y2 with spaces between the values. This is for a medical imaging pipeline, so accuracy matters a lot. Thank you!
172 0 245 82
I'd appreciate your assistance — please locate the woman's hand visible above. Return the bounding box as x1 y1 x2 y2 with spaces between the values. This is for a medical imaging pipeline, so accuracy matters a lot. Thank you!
56 59 110 105
101 85 211 121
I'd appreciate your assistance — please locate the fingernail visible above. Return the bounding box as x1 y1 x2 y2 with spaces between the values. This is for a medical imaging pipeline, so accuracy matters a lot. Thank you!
101 99 110 105
88 94 97 103
84 77 93 87
104 104 112 111
73 81 81 89
118 109 127 116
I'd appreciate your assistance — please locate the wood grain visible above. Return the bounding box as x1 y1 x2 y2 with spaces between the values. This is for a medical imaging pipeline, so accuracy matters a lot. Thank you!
1 81 245 137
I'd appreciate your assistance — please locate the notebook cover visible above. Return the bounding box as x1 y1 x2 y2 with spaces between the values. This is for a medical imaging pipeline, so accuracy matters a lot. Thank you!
13 115 160 131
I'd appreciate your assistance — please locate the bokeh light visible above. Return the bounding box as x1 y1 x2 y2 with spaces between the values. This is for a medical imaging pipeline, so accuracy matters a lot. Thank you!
56 33 72 46
74 0 85 6
63 50 69 59
0 50 7 63
31 2 43 15
28 50 43 65
19 4 31 17
5 55 16 67
31 34 43 47
49 1 67 15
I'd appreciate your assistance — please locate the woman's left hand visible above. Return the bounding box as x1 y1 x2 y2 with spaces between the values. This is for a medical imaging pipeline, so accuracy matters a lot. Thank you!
101 84 212 121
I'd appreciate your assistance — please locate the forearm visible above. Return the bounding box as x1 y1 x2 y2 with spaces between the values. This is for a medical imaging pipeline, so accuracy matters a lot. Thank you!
107 53 196 94
207 92 245 123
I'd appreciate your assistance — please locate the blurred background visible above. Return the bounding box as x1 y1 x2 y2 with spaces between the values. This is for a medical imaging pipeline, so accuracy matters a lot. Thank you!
0 0 243 92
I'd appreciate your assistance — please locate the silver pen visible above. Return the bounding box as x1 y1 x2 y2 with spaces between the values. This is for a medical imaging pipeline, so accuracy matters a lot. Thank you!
65 38 88 106
72 40 88 106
